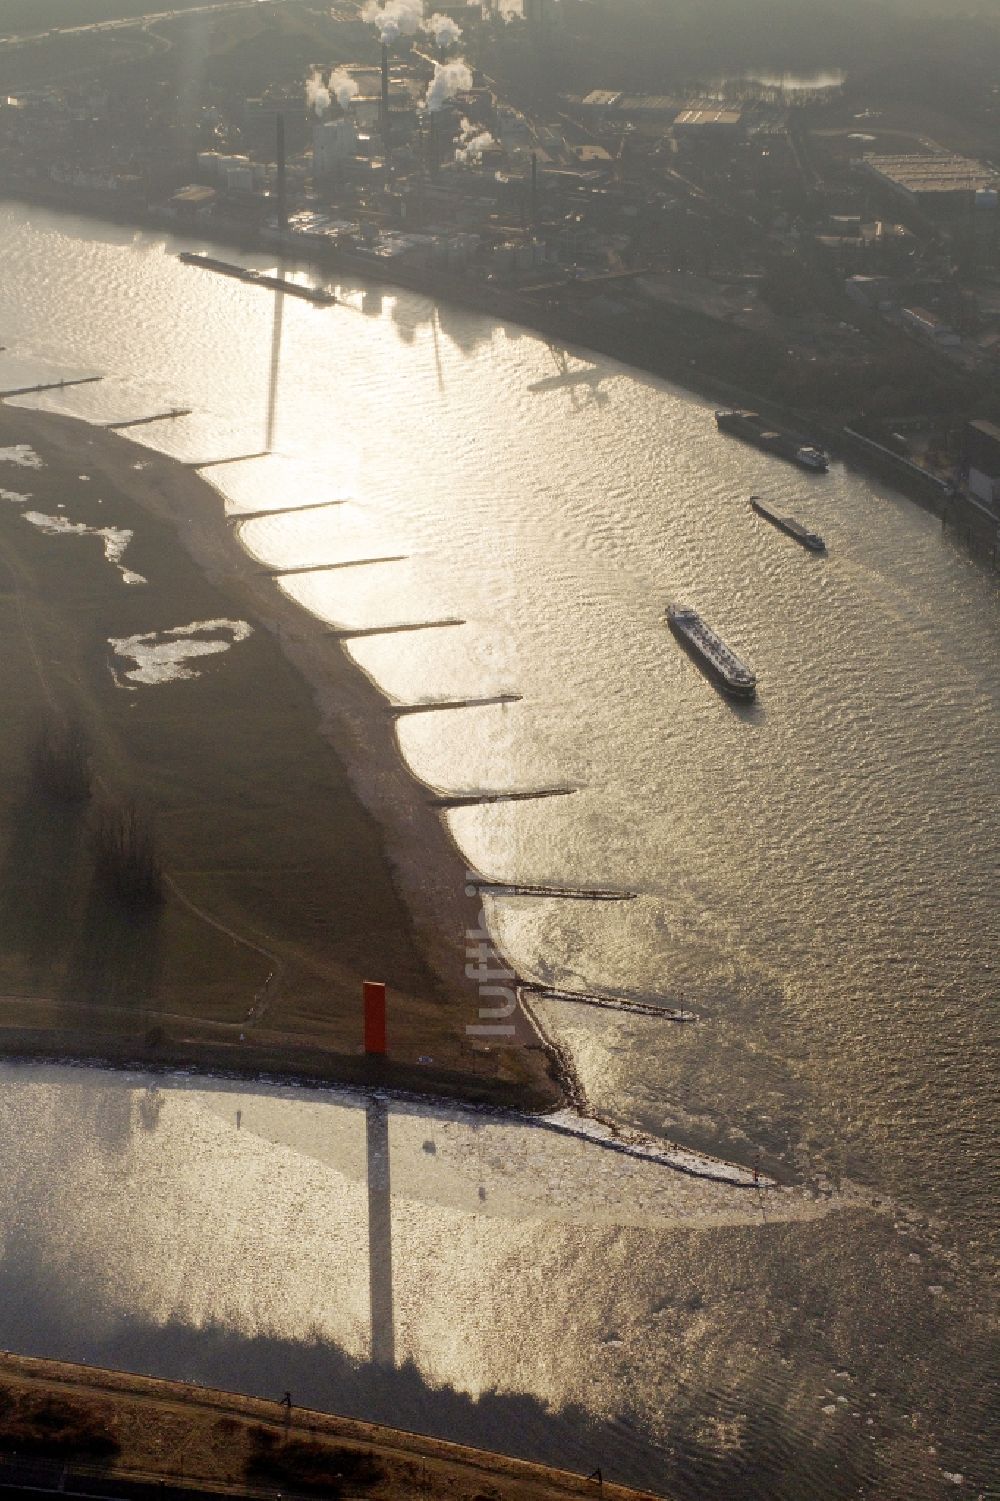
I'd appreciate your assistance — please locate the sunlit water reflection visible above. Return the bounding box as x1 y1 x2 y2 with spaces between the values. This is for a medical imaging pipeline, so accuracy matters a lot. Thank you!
0 202 996 1496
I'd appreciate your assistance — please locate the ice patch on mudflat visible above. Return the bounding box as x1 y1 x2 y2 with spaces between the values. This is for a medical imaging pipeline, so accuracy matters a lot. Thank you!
109 618 252 686
20 510 146 585
0 445 43 469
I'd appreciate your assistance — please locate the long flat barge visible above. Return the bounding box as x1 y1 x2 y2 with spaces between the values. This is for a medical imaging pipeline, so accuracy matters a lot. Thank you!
666 604 757 699
750 495 825 551
716 408 828 471
178 252 336 304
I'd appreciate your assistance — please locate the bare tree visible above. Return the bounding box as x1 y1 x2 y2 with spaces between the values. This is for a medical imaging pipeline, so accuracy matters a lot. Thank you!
92 799 164 908
29 712 92 803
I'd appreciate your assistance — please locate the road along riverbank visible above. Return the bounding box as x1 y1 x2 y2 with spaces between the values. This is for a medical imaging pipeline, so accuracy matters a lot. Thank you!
0 1351 661 1501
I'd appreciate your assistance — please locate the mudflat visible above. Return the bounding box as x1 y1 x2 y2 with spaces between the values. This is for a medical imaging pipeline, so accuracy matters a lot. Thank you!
0 404 559 1110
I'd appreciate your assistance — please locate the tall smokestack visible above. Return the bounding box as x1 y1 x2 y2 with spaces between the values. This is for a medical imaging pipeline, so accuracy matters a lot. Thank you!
381 44 390 146
530 151 538 229
276 112 287 234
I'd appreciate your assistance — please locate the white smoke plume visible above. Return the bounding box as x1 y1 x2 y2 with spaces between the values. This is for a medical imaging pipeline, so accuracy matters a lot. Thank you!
424 11 462 46
455 116 496 162
363 0 467 47
329 67 359 108
424 57 473 113
306 68 331 116
361 0 422 44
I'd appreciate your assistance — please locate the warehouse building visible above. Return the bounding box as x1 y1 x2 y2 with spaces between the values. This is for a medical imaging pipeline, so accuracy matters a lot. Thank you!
673 104 743 137
963 419 1000 507
901 305 961 346
858 153 1000 213
575 91 679 125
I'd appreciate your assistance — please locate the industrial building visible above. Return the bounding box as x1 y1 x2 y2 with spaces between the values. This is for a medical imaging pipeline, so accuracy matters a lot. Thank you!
579 89 622 114
963 419 1000 506
816 218 913 270
523 0 562 29
574 91 679 125
615 95 681 123
313 118 358 179
425 2 477 26
164 184 216 222
858 153 1000 213
673 104 743 137
901 305 960 346
844 274 896 311
243 93 308 155
197 152 270 193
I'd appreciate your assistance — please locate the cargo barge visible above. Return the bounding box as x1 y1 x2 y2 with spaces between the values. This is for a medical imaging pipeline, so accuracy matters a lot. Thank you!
178 252 336 305
666 604 757 699
750 495 826 551
715 409 828 471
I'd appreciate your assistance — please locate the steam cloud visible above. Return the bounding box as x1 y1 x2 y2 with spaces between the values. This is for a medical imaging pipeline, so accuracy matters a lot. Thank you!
361 0 423 44
306 68 331 116
424 11 462 46
362 0 464 46
307 66 359 116
455 117 497 162
329 67 360 108
424 57 473 113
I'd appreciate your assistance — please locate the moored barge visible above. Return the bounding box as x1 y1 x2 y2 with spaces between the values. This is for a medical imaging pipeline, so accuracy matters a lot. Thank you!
750 495 825 551
716 409 828 471
178 252 336 304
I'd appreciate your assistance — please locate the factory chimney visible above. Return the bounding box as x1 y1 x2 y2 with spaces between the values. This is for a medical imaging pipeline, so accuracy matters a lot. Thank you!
380 44 390 146
428 110 438 177
276 112 287 234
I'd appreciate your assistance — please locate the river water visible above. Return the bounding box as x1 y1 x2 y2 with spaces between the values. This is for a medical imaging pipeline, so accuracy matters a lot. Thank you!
0 201 996 1497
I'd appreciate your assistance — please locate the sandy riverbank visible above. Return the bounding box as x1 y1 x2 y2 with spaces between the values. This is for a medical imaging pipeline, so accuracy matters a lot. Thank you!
0 398 798 1187
0 366 816 1188
0 399 561 1111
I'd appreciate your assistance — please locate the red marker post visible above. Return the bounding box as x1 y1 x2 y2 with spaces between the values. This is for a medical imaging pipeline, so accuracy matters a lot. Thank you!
363 980 387 1056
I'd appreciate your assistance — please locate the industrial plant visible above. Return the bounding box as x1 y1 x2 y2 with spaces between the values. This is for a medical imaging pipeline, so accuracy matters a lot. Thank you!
0 0 998 528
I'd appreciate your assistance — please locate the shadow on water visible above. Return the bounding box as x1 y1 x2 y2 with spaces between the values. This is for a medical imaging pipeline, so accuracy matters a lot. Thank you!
0 791 87 989
436 297 499 359
389 296 428 346
677 665 765 721
730 693 765 725
0 1284 887 1500
528 346 610 411
0 1069 993 1496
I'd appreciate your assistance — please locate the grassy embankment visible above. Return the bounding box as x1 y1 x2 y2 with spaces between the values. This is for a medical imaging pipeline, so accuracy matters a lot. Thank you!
0 1352 655 1501
0 404 558 1109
